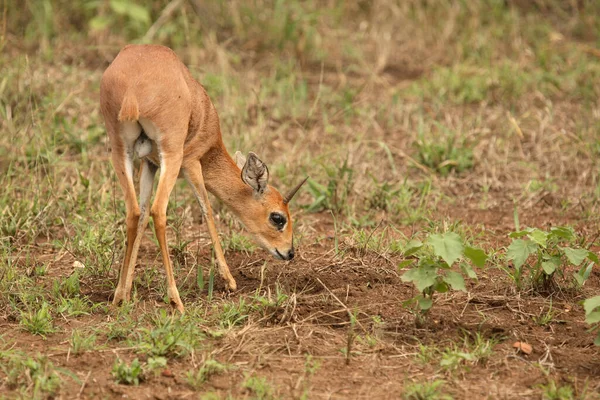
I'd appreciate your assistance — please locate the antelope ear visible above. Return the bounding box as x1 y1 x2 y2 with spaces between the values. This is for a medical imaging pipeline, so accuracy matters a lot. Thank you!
234 151 246 170
241 152 269 195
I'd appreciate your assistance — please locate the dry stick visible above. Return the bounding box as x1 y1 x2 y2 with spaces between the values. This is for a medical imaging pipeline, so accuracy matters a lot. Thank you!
77 370 92 399
315 278 365 365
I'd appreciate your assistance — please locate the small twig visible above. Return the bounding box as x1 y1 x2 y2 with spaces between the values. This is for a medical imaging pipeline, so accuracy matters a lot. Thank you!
345 323 354 366
77 370 92 399
316 278 365 332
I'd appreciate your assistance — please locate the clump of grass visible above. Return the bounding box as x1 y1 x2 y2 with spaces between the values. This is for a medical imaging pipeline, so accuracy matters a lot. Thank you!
403 379 450 400
0 351 62 398
129 310 203 358
304 157 354 214
69 329 97 355
242 375 275 400
20 302 56 337
413 121 474 177
112 358 144 386
217 298 250 330
186 359 229 389
538 379 575 400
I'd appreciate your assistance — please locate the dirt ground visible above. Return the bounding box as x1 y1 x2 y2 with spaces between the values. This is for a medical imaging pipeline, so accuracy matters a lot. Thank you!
2 197 599 399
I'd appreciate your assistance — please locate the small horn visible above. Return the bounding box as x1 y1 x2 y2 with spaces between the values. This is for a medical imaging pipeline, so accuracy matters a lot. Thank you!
283 176 309 204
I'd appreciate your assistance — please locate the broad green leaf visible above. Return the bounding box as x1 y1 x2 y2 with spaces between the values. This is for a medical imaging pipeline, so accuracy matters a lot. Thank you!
398 260 414 270
506 239 538 271
434 280 449 293
595 333 600 346
417 296 433 311
541 261 556 275
401 265 438 292
587 251 599 264
427 232 464 266
527 229 548 248
460 263 478 280
509 229 532 239
587 311 600 324
573 273 584 287
403 239 423 257
464 246 487 268
583 296 600 317
549 226 575 241
444 271 466 292
562 247 588 266
574 262 594 287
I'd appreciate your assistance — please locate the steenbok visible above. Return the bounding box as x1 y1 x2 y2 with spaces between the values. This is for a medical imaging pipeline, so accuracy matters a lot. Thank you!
100 44 307 312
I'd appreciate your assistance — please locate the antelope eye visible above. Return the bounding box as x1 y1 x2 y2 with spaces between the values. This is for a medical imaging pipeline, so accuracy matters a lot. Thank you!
269 213 286 229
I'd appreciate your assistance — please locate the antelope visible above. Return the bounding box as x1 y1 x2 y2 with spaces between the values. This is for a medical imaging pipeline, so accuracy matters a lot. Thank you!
100 44 307 313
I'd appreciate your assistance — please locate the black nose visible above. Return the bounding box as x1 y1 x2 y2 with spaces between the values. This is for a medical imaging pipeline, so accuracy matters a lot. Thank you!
287 249 294 260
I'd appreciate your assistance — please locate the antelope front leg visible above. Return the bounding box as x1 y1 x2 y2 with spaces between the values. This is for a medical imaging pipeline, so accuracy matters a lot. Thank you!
184 160 237 291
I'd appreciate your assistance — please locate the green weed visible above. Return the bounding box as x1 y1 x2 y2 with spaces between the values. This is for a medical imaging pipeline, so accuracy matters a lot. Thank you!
70 329 97 355
504 226 596 291
400 232 485 315
584 296 600 346
414 121 474 177
20 302 56 337
112 358 144 386
403 379 451 400
0 351 63 398
130 310 203 358
242 375 275 400
439 335 495 372
186 359 229 390
217 298 250 330
538 379 574 400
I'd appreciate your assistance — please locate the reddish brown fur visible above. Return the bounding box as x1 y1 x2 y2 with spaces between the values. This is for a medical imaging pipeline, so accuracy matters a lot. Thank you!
100 44 300 312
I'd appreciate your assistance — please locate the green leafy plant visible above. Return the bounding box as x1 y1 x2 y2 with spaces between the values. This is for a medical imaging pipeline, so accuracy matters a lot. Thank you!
146 356 168 376
304 158 354 214
504 226 596 291
584 296 600 346
217 298 250 329
538 379 575 400
70 330 96 355
403 379 450 400
112 358 143 386
20 302 56 337
130 311 203 358
242 375 275 400
414 121 474 176
186 359 229 389
52 272 80 298
439 334 495 372
400 232 485 314
0 352 62 398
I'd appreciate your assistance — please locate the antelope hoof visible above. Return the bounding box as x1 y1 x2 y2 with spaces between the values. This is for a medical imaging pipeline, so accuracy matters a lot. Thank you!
227 279 237 292
170 299 185 314
112 289 128 307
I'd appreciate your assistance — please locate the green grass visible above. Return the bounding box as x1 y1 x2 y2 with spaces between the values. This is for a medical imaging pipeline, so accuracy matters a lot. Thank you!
403 379 451 400
112 358 144 386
